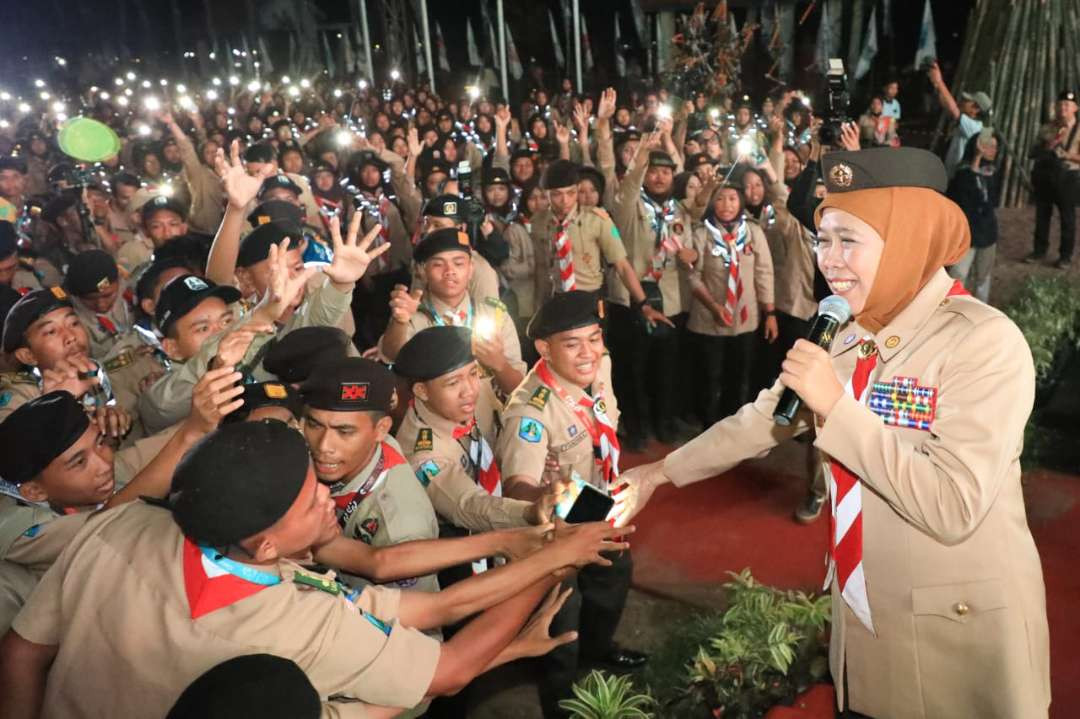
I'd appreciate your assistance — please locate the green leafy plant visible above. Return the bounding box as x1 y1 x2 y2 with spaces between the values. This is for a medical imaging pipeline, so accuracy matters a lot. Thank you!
1003 275 1080 390
559 670 655 719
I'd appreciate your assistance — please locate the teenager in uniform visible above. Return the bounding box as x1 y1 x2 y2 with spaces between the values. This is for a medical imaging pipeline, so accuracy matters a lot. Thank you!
612 148 1050 719
497 291 646 719
64 250 133 359
0 419 630 718
118 194 189 273
0 222 48 295
412 194 501 303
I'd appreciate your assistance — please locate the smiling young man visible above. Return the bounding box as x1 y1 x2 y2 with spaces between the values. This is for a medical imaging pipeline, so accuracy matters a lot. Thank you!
496 291 646 718
0 419 631 718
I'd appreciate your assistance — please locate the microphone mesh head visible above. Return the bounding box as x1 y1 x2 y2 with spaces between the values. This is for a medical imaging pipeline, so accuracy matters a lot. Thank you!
818 295 852 324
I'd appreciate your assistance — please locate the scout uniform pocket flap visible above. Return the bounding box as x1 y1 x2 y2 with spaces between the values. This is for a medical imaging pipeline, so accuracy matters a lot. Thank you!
911 578 1007 624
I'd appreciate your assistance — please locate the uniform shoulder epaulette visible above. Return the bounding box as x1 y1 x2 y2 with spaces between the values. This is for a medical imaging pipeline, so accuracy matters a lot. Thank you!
590 207 613 222
104 350 134 373
528 386 551 410
293 570 341 595
0 371 38 386
481 296 508 313
414 427 434 452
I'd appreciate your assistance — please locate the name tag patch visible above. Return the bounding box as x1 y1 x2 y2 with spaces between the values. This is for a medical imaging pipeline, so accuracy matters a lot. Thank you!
867 377 937 431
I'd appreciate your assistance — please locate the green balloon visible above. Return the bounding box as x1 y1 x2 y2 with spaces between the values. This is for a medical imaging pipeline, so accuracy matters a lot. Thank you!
58 117 121 163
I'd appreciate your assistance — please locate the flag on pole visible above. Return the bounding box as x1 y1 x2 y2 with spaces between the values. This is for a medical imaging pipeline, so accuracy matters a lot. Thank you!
854 6 878 79
435 21 451 72
629 0 647 46
914 0 937 68
413 23 424 80
466 18 481 67
581 13 594 72
321 31 336 78
549 10 565 67
614 13 626 77
506 21 523 79
258 36 274 75
813 0 837 73
479 0 499 69
882 0 893 37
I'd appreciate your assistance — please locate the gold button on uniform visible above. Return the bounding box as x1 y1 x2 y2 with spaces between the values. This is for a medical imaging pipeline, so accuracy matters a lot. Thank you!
954 602 970 616
885 336 901 349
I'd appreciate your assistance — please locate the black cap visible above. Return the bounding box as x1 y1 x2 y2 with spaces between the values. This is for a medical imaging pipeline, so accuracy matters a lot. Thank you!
64 250 119 296
2 287 73 352
510 147 536 163
0 286 20 326
527 290 604 340
247 200 303 230
421 194 464 221
685 153 713 171
648 151 677 169
142 194 188 223
222 382 304 424
735 94 753 110
110 171 140 190
169 421 311 547
414 227 472 264
258 174 302 200
0 391 89 485
237 221 298 268
0 156 28 174
243 143 276 164
821 147 948 194
134 256 197 304
1059 89 1078 103
541 159 579 190
482 167 512 187
41 193 77 223
0 221 15 259
613 130 642 148
300 357 396 413
166 655 320 719
345 151 388 187
424 158 452 178
154 275 241 336
393 326 474 381
263 326 352 384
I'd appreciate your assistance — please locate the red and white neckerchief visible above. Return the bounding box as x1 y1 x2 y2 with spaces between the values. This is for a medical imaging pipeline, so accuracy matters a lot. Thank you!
330 442 407 530
314 195 343 235
516 214 532 235
181 538 279 619
825 279 971 633
535 359 620 485
640 191 681 282
552 212 577 291
452 418 502 496
97 314 120 337
704 217 750 326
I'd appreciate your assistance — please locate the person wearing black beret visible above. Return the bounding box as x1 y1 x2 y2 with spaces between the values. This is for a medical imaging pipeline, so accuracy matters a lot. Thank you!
411 193 502 304
138 193 190 254
220 381 303 426
64 250 133 358
496 290 647 715
0 414 632 717
0 220 48 295
263 325 354 387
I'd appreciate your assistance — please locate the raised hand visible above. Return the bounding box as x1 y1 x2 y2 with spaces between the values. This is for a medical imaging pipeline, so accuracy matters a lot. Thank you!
42 357 101 399
551 520 634 568
572 103 589 134
92 405 132 440
214 139 275 210
389 283 422 324
597 87 617 121
322 212 391 288
608 461 667 528
494 105 512 131
839 121 861 152
187 366 246 432
251 238 317 323
554 122 571 146
210 322 275 370
507 586 578 659
407 127 424 158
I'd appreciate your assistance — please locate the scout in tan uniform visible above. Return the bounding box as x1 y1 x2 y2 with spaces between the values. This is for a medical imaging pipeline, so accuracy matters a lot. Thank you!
117 194 190 274
687 182 776 423
496 291 646 719
382 227 525 398
613 148 1050 719
0 222 47 295
0 420 628 718
64 249 135 359
161 112 226 235
412 194 502 304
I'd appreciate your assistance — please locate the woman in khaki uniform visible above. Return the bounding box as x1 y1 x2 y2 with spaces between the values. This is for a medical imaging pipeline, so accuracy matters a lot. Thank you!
612 148 1050 719
687 182 777 423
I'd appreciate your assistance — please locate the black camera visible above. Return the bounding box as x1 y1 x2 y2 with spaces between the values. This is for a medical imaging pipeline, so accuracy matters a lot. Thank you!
819 58 852 147
455 160 487 234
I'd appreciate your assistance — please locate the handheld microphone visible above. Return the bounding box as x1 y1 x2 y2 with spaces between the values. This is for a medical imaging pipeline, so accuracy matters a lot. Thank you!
773 295 852 426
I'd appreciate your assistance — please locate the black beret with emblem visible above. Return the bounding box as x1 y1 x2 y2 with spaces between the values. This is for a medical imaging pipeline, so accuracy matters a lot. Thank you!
236 221 298 268
510 147 536 163
154 274 241 336
482 167 512 187
246 199 304 231
264 326 352 384
243 143 276 164
613 129 642 149
141 194 189 224
821 147 948 195
300 356 396 413
222 382 304 424
648 150 677 169
169 420 311 547
2 286 73 352
257 174 302 201
423 158 453 178
414 227 472 264
0 156 28 174
393 326 474 381
421 194 463 221
64 250 119 297
166 654 320 719
527 289 604 340
1058 89 1078 103
541 159 579 190
0 391 90 485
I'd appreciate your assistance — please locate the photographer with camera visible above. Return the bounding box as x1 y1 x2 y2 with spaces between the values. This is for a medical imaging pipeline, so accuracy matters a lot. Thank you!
928 60 992 179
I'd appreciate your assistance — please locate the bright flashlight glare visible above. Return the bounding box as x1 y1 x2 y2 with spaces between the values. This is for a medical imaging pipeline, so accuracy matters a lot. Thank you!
116 96 129 107
473 316 495 341
358 79 369 90
160 184 175 197
34 79 46 88
212 77 222 86
736 137 755 158
206 90 219 101
657 104 672 120
51 101 65 113
247 81 261 92
178 95 195 111
333 88 342 98
143 96 161 111
125 71 136 80
141 80 151 89
229 76 240 86
115 77 124 86
39 91 50 100
99 91 110 100
176 83 187 93
709 107 720 118
336 130 352 147
300 78 311 89
390 69 401 81
18 103 31 113
466 85 480 100
137 123 151 136
282 75 292 85
288 86 300 97
0 92 9 101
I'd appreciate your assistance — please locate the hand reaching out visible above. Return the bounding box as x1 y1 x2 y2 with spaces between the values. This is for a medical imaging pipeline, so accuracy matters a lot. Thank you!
507 586 578 659
572 103 589 134
554 122 571 146
187 366 246 432
92 405 132 441
494 105 512 131
839 122 861 152
215 139 275 210
251 238 317 323
597 87 617 121
608 460 667 528
322 212 391 288
42 357 101 399
210 321 275 370
388 283 422 324
407 127 424 158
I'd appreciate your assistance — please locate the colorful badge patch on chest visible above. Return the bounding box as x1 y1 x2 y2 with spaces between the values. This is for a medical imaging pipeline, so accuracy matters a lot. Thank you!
415 459 440 487
518 417 543 443
528 386 551 410
354 517 380 543
414 427 434 452
867 376 937 431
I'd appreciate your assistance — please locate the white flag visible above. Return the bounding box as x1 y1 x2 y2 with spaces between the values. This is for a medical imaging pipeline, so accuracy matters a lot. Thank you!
258 36 275 75
435 21 450 72
813 0 837 73
614 13 626 77
412 23 424 80
506 21 523 79
581 13 594 72
854 6 878 80
914 0 937 68
466 18 481 67
480 0 499 69
549 10 565 67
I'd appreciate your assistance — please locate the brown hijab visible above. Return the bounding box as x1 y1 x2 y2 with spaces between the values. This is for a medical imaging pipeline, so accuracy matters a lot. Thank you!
814 186 970 333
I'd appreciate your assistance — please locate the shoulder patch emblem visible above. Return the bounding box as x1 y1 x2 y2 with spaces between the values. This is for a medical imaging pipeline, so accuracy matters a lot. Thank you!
293 572 341 595
528 386 551 410
482 296 508 312
518 417 543 443
414 427 434 452
415 459 440 487
22 524 41 538
104 350 133 373
0 391 11 408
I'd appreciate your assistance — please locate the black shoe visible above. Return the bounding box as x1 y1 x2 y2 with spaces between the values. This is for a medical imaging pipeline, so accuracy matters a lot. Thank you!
1022 252 1046 264
1053 257 1072 269
596 646 649 670
794 493 826 524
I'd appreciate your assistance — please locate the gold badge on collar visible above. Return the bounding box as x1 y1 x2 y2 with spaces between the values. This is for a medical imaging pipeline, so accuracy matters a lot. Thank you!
829 163 854 189
884 335 901 349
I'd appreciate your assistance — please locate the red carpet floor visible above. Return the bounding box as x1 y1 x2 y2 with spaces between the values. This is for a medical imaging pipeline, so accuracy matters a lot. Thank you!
623 441 1080 718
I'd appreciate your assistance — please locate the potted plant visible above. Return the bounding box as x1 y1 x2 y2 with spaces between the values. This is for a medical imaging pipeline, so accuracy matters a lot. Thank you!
560 670 656 719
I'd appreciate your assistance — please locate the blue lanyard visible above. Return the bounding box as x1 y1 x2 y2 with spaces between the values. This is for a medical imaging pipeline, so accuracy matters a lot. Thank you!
199 546 282 586
426 299 473 328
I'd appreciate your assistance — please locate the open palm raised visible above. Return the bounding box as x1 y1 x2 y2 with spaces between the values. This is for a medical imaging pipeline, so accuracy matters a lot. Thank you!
323 211 391 289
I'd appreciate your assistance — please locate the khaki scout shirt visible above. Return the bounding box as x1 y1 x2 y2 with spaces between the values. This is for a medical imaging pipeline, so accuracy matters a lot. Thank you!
116 233 155 275
610 161 695 315
0 370 40 421
663 270 1049 719
396 398 531 531
410 251 502 306
10 259 45 294
760 182 817 321
13 502 441 718
687 218 775 337
530 205 628 301
72 294 136 360
100 331 170 428
500 220 537 318
329 436 440 595
356 191 413 277
497 355 619 493
138 282 352 434
174 133 226 235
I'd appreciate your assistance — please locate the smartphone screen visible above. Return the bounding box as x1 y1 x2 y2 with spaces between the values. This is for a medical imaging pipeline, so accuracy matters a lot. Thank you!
554 473 615 523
